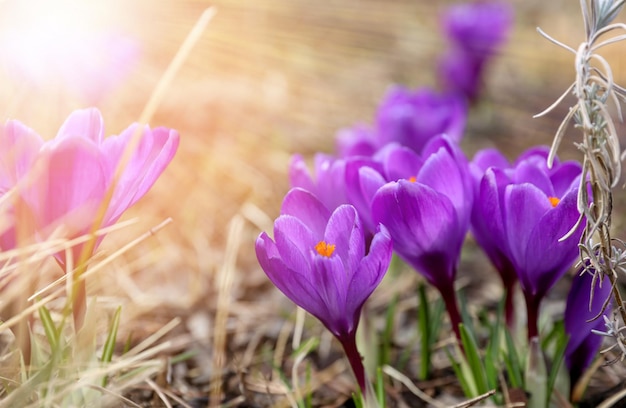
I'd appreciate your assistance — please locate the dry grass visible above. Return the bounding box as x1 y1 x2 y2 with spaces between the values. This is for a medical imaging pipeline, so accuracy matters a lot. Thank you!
1 0 626 406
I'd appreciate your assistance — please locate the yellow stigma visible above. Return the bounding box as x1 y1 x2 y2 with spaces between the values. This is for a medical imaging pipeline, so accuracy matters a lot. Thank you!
548 196 560 207
408 176 417 183
315 241 336 257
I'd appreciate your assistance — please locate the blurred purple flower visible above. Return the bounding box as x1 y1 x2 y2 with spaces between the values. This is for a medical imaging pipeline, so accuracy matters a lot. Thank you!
371 136 473 340
472 146 583 338
565 270 612 393
335 124 378 158
289 153 349 211
438 1 513 100
255 188 393 392
442 1 513 57
376 86 467 153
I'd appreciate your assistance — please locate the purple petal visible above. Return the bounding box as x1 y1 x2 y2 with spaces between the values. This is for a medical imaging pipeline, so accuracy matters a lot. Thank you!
347 224 392 314
256 233 332 322
274 215 316 274
504 183 553 284
280 188 330 238
345 158 386 233
372 181 462 283
521 189 582 294
512 161 554 197
550 162 582 197
289 154 316 192
417 143 470 223
324 205 364 274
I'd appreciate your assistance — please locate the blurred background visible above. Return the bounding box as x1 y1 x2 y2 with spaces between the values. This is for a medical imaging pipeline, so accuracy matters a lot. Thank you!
1 0 626 403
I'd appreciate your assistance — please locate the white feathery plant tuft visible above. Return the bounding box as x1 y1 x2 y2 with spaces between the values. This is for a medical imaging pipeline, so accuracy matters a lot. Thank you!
536 0 626 360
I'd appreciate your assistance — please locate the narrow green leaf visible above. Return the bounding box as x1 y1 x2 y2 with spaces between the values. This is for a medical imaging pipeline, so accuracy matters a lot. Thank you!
459 323 488 395
428 296 445 346
457 291 475 334
376 366 385 408
445 348 474 397
547 330 570 407
101 306 122 364
418 283 430 380
38 305 59 350
305 363 313 408
100 306 122 387
380 295 398 367
503 328 523 388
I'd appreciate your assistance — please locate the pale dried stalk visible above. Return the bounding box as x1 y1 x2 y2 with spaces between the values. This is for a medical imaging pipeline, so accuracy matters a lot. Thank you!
537 0 626 358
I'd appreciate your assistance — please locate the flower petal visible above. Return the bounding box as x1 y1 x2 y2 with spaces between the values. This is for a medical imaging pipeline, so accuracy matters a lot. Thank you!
56 108 104 144
324 205 364 274
280 188 330 238
372 180 462 283
103 125 179 223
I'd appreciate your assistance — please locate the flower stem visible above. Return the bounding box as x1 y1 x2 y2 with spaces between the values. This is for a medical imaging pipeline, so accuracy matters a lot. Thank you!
438 281 463 343
523 292 541 340
339 333 367 395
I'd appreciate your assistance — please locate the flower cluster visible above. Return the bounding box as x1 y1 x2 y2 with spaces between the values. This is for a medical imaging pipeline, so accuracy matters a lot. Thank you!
255 1 609 400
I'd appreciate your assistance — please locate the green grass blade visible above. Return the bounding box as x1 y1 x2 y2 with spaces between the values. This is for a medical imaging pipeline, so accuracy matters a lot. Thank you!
503 328 523 388
380 295 398 367
38 304 59 350
459 323 488 395
445 347 474 397
546 330 570 407
376 366 385 408
418 283 431 380
101 306 122 364
100 306 122 387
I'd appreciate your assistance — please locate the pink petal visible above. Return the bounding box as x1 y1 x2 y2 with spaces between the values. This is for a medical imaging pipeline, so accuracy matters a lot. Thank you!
56 108 104 144
24 137 108 238
0 120 43 190
103 125 179 223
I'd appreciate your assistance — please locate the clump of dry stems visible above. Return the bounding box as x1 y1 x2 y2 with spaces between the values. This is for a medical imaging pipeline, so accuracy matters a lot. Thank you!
536 0 626 360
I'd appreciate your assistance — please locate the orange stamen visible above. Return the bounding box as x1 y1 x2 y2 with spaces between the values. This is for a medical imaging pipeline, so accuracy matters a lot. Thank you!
408 176 417 183
315 241 336 257
548 196 560 207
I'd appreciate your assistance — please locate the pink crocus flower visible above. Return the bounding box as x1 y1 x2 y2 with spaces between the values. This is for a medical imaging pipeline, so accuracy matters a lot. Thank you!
5 108 179 262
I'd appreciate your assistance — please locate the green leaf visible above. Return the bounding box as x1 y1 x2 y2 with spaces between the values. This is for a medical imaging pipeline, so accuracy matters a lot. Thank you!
38 305 59 350
445 347 474 397
100 306 122 387
418 284 430 380
380 295 398 367
503 328 523 388
459 323 488 395
376 366 385 408
546 328 570 407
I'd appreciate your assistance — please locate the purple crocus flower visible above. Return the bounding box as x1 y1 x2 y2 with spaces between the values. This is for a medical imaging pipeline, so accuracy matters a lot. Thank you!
565 270 612 395
371 136 473 340
289 153 348 212
472 146 583 338
255 188 393 393
438 1 513 100
441 1 513 59
344 143 423 237
376 86 467 153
